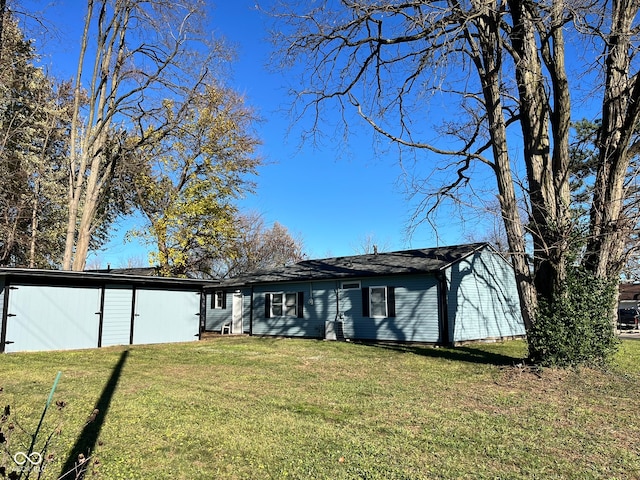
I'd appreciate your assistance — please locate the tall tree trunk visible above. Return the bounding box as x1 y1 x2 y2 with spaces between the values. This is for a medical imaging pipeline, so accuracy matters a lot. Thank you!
585 0 640 279
507 0 571 304
62 1 94 270
468 0 536 328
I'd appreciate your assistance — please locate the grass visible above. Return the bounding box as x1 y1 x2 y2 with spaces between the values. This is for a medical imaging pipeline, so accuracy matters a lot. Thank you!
1 337 639 479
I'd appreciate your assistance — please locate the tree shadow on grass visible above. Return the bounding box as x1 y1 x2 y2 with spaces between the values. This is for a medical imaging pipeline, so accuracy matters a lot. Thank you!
355 341 525 366
59 349 129 479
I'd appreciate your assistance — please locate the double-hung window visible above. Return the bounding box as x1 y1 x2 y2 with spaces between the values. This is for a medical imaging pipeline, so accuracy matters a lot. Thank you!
265 292 304 318
361 286 396 318
271 293 284 316
369 286 388 318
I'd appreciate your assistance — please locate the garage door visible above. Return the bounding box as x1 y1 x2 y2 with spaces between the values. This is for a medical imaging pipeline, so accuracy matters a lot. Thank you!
132 289 200 345
5 285 101 353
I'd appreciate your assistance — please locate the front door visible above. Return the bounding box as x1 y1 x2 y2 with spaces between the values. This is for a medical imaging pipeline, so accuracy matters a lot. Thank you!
232 293 243 334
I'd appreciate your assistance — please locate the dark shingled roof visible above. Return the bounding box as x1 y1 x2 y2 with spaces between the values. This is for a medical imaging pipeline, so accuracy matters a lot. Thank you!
221 243 489 286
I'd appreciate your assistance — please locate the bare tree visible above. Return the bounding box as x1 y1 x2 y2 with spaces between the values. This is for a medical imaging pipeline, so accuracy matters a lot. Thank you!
267 0 640 333
62 0 229 270
351 233 393 255
213 212 306 278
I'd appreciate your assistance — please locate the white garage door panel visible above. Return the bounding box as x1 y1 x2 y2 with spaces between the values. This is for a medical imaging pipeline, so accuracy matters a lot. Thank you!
6 285 101 353
132 290 200 345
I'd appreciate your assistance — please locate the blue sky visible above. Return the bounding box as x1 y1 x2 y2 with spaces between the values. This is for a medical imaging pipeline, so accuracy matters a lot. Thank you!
26 0 479 267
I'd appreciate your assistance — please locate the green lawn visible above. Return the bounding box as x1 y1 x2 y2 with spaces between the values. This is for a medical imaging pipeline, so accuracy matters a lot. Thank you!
1 337 639 479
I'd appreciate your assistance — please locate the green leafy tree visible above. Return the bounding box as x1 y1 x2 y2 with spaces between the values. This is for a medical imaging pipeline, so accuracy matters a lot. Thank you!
130 84 261 277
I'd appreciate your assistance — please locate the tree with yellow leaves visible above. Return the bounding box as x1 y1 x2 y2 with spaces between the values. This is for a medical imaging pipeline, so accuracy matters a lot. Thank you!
129 84 261 277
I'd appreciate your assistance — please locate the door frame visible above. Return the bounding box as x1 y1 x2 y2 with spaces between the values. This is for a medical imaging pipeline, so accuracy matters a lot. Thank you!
232 293 243 334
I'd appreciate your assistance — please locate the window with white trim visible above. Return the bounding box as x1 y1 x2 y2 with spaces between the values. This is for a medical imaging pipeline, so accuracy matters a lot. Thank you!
369 286 388 318
284 292 298 316
361 286 396 318
265 292 304 318
341 281 361 290
211 291 226 309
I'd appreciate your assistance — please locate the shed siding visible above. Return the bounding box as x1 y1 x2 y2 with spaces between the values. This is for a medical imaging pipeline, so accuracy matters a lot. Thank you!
132 289 200 345
101 286 133 347
447 250 525 342
5 285 101 353
341 276 440 342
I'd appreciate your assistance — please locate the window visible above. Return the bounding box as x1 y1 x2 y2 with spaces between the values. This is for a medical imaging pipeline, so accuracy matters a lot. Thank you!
370 287 387 318
211 291 226 309
285 293 298 316
341 281 361 290
265 292 304 318
271 293 283 316
361 286 396 318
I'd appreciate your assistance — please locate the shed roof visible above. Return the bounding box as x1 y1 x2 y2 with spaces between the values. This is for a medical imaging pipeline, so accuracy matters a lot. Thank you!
221 243 490 287
0 267 217 289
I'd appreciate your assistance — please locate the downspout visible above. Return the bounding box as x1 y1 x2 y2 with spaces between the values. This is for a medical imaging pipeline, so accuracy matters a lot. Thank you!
437 272 451 346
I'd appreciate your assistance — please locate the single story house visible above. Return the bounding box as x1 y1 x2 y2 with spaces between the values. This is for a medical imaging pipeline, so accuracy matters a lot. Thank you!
204 243 526 345
0 268 212 353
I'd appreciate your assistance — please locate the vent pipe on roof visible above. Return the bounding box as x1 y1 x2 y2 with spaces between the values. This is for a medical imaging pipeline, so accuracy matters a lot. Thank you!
373 245 378 255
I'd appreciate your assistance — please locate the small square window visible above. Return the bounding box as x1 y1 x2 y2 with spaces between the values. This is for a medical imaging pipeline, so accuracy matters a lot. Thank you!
211 291 225 309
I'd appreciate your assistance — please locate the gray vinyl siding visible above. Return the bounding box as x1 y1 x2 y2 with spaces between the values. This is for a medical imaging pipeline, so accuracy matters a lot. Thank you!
241 292 252 334
341 275 440 342
205 289 252 334
250 276 440 342
446 249 525 342
0 271 206 353
252 282 335 338
205 290 229 332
